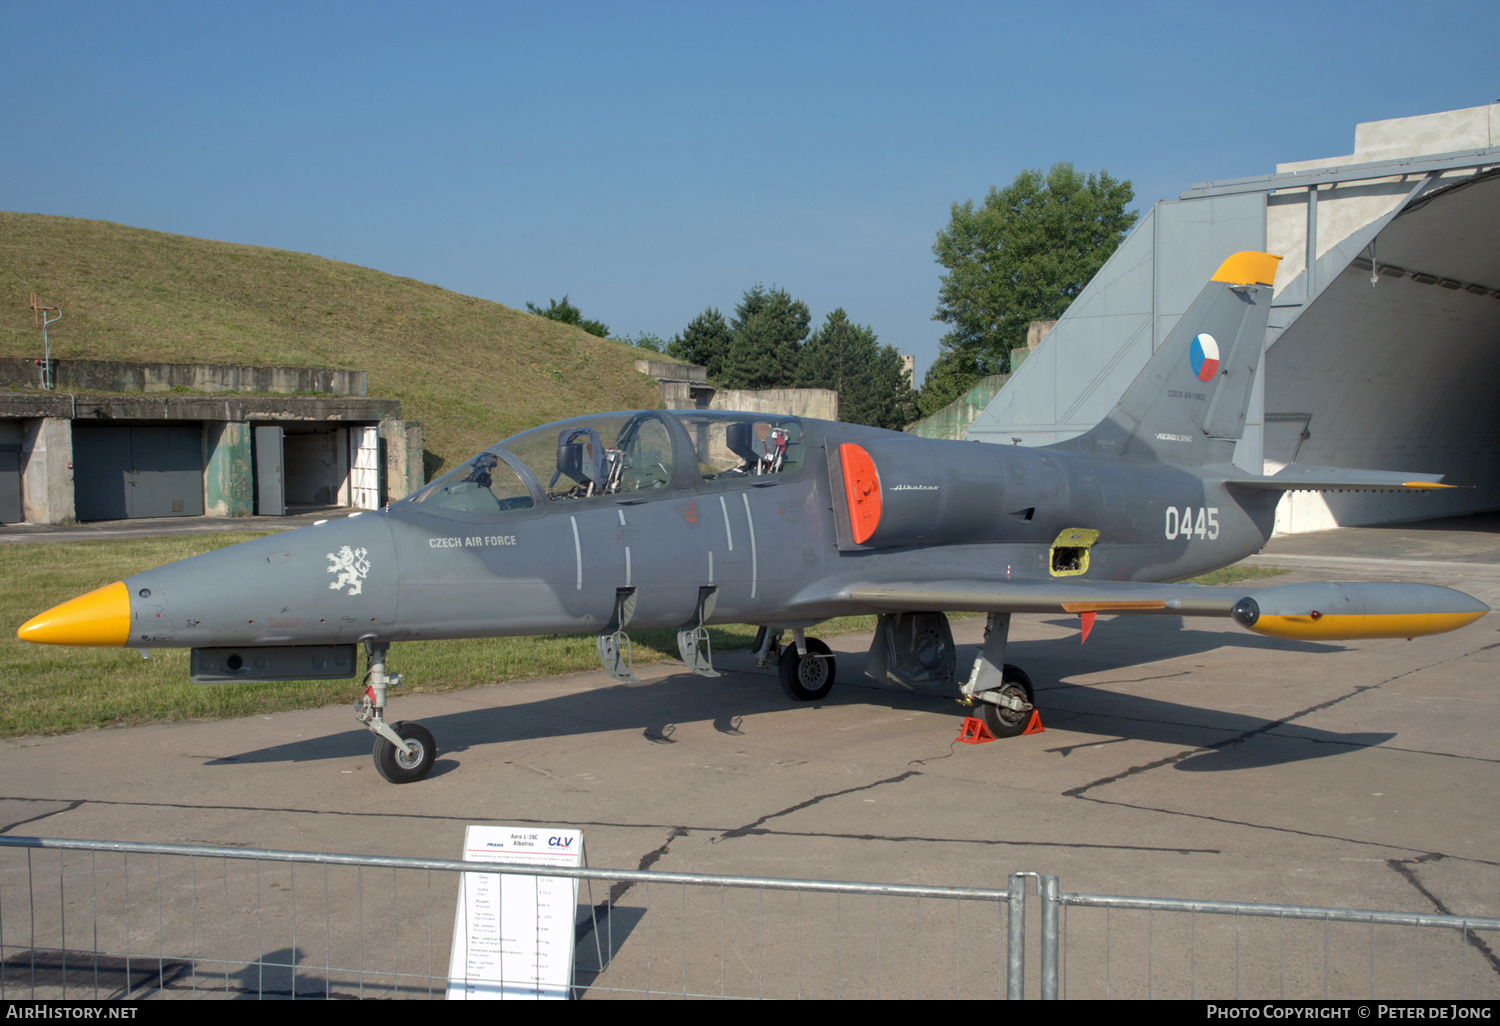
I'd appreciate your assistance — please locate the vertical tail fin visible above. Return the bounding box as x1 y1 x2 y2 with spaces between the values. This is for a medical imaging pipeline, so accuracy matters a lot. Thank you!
1076 251 1279 467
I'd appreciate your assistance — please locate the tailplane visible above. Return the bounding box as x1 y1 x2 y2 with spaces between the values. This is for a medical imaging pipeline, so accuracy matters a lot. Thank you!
1071 251 1279 467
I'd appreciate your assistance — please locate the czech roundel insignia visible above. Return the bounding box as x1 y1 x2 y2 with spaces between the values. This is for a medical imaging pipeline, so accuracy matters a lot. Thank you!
1189 333 1220 382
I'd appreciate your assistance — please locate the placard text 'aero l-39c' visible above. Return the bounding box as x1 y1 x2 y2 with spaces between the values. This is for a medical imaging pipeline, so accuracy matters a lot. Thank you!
18 253 1489 782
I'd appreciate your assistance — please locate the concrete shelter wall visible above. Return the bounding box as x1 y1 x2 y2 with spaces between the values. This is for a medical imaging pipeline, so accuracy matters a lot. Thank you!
380 420 424 500
708 389 839 421
21 419 74 524
904 374 1009 440
0 359 366 396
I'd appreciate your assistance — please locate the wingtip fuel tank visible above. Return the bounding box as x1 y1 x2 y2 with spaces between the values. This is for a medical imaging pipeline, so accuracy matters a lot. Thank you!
1231 582 1490 640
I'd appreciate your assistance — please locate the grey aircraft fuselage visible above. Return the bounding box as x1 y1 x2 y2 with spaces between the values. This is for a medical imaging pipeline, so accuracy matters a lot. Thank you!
115 420 1274 654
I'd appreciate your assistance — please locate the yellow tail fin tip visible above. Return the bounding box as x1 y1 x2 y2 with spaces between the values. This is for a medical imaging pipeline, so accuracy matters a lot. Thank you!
1212 251 1281 286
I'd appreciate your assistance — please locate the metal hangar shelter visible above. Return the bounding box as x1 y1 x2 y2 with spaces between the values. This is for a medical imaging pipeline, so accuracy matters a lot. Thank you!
967 103 1500 532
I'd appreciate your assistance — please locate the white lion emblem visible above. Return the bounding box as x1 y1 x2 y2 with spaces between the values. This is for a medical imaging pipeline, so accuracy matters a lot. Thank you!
326 546 371 596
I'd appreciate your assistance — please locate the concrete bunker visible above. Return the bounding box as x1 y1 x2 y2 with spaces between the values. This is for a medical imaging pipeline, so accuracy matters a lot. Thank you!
0 359 423 524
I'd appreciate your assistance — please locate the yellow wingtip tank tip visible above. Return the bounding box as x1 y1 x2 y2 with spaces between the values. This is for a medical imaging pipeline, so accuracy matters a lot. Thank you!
1400 481 1456 490
16 581 132 647
1211 251 1281 287
1248 610 1486 641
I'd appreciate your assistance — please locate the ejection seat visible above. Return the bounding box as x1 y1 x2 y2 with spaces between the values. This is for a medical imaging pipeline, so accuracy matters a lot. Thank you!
549 426 612 498
724 420 792 475
724 421 765 475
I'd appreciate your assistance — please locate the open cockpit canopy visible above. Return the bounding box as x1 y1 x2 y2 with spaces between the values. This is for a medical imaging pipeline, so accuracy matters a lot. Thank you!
401 410 809 517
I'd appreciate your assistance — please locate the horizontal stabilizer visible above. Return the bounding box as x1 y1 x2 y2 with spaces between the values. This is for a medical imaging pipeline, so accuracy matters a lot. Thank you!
1224 465 1453 492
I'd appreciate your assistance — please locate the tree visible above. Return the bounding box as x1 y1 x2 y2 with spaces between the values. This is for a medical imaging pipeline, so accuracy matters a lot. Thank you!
862 344 920 429
721 284 809 389
800 309 917 429
619 331 667 353
925 162 1136 412
666 308 732 379
917 350 986 417
525 295 611 339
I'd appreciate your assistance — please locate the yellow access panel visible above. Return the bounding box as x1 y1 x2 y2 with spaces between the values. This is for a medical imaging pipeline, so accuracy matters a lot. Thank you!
1049 528 1100 577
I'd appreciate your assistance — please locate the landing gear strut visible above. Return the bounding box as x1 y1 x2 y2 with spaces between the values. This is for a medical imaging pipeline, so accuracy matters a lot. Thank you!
958 613 1037 738
357 640 437 783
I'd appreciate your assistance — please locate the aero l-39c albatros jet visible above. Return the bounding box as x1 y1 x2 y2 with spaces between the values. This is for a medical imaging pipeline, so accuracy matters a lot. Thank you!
18 252 1490 783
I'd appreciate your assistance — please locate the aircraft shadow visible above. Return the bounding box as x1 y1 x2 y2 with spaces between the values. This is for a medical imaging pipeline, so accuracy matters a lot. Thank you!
987 616 1394 770
204 617 1394 775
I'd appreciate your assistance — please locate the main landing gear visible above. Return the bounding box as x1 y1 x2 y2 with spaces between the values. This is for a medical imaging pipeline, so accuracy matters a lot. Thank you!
754 627 838 701
753 614 1038 737
958 612 1037 738
357 640 437 783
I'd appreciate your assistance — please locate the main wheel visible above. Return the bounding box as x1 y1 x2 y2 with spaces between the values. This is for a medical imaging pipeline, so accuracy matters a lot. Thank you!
373 722 437 783
976 664 1035 739
779 638 836 701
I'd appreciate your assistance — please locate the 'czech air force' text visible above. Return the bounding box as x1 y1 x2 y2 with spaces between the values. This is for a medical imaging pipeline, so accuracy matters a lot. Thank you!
430 536 519 549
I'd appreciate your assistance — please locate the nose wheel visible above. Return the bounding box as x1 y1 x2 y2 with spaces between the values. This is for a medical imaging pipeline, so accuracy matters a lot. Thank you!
358 640 437 784
373 722 437 784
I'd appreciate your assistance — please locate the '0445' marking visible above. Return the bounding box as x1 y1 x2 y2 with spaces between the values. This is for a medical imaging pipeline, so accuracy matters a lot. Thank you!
1166 506 1219 541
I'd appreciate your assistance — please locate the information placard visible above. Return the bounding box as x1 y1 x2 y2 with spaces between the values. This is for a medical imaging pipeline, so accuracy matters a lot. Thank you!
446 825 584 1000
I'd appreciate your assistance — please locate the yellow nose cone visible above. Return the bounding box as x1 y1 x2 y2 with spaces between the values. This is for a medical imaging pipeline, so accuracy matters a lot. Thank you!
17 581 132 647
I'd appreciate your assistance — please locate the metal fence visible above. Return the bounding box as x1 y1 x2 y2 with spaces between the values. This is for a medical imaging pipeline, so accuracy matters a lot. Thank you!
1040 877 1500 1000
1 836 1496 1000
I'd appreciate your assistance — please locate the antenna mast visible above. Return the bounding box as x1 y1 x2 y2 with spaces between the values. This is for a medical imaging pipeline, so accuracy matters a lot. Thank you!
29 293 61 390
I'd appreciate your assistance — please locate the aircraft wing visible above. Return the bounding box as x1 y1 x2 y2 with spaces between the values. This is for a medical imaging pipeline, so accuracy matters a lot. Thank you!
829 577 1488 641
839 578 1241 616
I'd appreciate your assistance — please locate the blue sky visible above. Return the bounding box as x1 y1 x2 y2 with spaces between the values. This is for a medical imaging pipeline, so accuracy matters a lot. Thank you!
5 1 1497 382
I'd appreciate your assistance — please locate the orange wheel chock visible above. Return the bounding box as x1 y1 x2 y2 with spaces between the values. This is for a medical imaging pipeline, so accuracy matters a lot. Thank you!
957 717 995 744
1022 710 1045 735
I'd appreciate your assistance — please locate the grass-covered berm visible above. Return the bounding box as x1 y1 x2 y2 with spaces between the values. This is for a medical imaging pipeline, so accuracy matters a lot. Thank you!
0 533 1287 738
0 211 663 476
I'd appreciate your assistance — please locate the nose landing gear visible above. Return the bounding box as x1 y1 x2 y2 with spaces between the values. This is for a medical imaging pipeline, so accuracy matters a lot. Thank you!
357 640 437 783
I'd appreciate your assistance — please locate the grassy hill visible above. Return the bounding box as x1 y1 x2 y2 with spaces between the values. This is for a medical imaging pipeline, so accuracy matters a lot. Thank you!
0 212 662 477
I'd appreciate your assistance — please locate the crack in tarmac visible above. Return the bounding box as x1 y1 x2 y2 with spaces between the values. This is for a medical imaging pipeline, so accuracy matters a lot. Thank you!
1057 795 1500 869
1387 853 1500 980
0 792 1212 855
0 800 84 834
577 825 690 946
1067 641 1487 801
1056 641 1500 885
711 770 920 843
